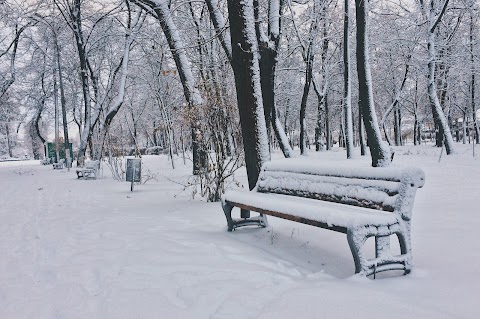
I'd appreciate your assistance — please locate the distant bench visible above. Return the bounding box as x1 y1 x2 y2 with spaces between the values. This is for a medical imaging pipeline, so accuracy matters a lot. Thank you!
41 158 52 165
76 160 99 179
221 161 425 277
53 159 65 169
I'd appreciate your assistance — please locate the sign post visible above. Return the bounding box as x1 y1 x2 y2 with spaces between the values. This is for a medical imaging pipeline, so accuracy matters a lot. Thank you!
126 158 141 191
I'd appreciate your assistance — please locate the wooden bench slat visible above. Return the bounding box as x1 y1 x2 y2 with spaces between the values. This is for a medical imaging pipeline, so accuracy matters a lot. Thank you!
225 191 399 229
259 172 399 212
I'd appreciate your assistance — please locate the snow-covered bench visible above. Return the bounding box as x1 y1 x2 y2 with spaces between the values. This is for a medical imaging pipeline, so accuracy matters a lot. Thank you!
53 159 65 169
221 161 425 276
76 160 99 179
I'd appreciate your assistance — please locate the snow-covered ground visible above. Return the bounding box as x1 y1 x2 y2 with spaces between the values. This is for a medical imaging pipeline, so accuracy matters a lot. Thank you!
1 145 478 318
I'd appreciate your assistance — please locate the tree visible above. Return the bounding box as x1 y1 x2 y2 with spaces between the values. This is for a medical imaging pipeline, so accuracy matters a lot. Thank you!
54 0 94 164
470 12 479 143
33 12 72 166
355 0 392 166
287 0 322 155
227 0 271 189
134 0 206 174
94 2 145 161
417 0 456 154
206 0 293 158
343 0 354 158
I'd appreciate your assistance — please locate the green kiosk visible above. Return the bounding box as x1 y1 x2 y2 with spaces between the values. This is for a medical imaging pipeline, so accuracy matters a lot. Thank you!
44 141 74 163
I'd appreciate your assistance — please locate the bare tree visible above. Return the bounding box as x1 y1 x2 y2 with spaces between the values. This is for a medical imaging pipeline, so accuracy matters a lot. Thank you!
343 0 354 158
134 0 206 174
417 0 456 154
355 0 392 166
470 12 479 143
227 0 271 189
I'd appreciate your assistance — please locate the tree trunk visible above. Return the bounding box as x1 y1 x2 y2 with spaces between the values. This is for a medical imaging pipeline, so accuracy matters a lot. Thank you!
53 32 71 167
259 46 293 158
5 124 13 158
414 112 420 146
298 2 320 155
426 0 455 154
70 0 92 165
343 0 354 158
355 0 391 166
53 70 60 163
95 7 138 162
313 5 330 153
228 0 271 190
383 122 393 146
28 121 41 160
314 95 324 151
299 56 313 155
394 107 401 146
325 94 331 150
205 0 232 62
359 109 367 155
265 0 293 157
471 14 480 144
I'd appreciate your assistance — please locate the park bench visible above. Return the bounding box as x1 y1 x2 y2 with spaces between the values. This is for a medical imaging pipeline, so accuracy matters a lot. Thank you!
53 159 65 169
76 160 99 179
221 161 425 277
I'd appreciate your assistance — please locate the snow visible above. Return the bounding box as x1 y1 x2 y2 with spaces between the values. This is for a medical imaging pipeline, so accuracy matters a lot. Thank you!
1 144 479 318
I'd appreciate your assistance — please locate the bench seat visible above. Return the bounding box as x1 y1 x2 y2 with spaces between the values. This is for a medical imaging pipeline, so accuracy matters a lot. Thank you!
224 191 400 231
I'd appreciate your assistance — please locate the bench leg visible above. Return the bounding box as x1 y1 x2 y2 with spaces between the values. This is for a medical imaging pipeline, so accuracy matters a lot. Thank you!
222 202 235 231
259 214 268 227
347 228 368 275
222 202 268 231
375 235 390 259
349 224 413 277
396 226 413 274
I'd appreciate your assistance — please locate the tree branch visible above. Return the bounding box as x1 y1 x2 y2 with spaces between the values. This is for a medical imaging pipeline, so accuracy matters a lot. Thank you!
430 0 450 33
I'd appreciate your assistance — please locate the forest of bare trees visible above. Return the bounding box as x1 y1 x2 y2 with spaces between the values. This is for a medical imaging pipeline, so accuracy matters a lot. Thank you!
1 0 479 200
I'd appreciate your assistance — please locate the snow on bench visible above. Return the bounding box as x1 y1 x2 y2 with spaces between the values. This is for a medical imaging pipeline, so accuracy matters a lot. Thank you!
76 160 99 179
221 160 425 277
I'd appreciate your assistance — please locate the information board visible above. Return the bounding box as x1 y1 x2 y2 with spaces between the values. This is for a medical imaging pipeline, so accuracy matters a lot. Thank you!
126 158 142 183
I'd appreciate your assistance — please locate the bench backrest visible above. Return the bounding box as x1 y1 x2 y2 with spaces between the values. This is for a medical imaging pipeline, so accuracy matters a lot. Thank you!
256 161 425 221
85 160 99 170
